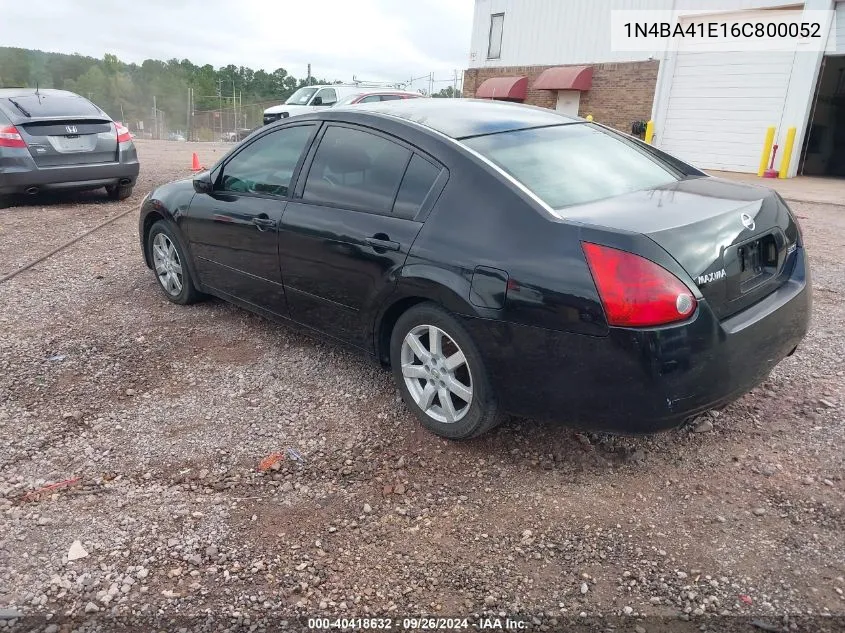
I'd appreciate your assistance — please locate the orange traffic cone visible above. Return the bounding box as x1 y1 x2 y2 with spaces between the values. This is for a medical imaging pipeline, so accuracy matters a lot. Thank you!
191 152 203 171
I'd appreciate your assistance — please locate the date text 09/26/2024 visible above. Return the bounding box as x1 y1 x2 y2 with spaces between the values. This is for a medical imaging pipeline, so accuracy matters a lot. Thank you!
307 617 528 630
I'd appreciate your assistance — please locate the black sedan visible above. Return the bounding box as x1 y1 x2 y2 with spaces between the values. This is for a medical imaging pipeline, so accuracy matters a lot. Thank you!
138 99 811 439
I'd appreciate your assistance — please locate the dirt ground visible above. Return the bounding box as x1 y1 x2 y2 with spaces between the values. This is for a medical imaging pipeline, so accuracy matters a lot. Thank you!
0 140 843 631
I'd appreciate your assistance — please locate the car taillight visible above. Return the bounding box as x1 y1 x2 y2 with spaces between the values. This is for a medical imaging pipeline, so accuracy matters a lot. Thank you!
0 125 26 148
582 242 697 327
115 121 131 143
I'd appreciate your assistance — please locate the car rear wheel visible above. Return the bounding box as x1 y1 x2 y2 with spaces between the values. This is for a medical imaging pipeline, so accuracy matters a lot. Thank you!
390 303 500 439
147 220 203 305
106 184 133 200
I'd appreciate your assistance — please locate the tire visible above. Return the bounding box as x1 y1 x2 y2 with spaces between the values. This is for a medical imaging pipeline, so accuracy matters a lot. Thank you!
146 220 203 305
390 302 501 439
106 184 133 200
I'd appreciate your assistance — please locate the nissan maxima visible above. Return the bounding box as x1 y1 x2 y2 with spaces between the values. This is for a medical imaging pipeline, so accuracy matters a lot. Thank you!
138 99 810 439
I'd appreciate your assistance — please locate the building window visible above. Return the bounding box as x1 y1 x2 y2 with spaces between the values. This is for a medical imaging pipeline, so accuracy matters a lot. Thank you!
488 13 504 59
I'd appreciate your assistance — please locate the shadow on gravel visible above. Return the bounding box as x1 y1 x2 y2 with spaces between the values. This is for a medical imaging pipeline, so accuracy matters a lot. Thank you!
397 407 694 480
1 188 116 210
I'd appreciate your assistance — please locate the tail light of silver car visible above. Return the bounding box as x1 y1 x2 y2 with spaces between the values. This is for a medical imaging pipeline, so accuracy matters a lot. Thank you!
0 125 26 148
115 121 132 143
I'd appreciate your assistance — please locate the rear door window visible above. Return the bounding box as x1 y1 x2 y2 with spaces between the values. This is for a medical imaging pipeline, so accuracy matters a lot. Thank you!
358 95 382 103
302 126 410 214
393 154 442 219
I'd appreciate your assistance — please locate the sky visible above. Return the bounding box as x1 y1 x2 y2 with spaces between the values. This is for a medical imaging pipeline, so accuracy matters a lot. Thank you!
0 0 475 92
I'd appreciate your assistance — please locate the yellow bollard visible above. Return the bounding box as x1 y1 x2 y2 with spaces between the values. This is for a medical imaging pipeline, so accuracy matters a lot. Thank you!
758 126 776 177
644 120 655 145
778 127 796 179
586 114 593 121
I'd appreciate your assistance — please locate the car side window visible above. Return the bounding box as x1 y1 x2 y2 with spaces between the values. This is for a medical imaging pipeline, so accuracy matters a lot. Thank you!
314 88 337 105
358 95 382 103
393 154 442 219
302 126 411 214
219 125 314 197
379 94 404 101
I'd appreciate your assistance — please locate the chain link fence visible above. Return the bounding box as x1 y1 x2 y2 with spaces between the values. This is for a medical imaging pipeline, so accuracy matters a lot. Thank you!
188 99 280 142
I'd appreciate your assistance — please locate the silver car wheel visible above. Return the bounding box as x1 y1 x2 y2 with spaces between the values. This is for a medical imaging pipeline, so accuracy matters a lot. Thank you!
400 324 473 424
152 233 183 297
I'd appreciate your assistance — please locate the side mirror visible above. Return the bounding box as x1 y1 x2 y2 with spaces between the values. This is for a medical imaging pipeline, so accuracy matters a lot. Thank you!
193 171 213 194
312 96 323 106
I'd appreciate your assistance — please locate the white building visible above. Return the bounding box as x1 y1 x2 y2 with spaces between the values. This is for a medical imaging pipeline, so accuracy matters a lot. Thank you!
465 0 845 177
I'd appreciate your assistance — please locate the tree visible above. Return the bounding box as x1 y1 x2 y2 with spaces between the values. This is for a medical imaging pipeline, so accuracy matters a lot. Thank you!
0 46 344 132
433 86 462 98
65 65 109 108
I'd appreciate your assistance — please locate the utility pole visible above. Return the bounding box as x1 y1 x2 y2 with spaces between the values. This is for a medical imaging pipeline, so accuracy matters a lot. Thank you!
453 69 458 98
232 79 237 134
218 79 223 139
307 63 312 86
428 73 433 98
152 95 157 139
186 87 192 140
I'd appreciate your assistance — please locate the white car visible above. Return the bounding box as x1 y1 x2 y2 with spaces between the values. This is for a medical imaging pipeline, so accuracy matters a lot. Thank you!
262 85 417 125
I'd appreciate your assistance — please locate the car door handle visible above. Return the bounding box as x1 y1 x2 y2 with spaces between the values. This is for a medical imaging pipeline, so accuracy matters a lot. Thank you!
366 236 400 252
252 216 277 231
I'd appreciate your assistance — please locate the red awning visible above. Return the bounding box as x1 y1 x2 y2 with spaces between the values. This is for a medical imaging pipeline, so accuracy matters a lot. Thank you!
475 76 528 100
532 65 593 91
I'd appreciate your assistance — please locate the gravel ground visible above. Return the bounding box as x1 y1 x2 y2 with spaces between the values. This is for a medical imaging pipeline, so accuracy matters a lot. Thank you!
0 140 843 631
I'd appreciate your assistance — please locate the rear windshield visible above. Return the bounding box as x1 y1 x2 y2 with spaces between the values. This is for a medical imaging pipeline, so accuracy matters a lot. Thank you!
462 123 680 209
4 94 103 118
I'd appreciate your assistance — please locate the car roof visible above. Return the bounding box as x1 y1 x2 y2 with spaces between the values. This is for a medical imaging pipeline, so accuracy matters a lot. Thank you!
331 98 579 139
0 88 81 98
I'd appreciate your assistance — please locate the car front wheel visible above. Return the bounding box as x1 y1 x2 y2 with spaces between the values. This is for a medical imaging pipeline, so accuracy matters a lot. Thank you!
390 303 500 439
147 220 203 305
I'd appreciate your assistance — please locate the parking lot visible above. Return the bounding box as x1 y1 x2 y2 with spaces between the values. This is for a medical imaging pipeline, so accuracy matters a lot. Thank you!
0 140 843 627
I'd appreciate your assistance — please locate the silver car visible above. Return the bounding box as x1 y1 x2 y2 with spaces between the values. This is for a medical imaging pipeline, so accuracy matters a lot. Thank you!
0 88 139 203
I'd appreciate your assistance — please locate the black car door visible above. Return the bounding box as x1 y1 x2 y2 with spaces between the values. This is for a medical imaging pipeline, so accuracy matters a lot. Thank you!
279 123 446 349
184 123 318 316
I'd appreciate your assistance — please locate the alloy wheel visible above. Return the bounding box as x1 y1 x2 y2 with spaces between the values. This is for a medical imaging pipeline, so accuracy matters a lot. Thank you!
400 324 473 423
151 233 183 297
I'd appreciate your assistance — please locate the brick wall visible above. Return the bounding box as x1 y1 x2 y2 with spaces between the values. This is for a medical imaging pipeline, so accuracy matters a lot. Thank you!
463 61 659 134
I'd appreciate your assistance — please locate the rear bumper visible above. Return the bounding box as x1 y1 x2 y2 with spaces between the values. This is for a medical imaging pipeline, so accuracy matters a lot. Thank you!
464 248 811 434
0 146 139 194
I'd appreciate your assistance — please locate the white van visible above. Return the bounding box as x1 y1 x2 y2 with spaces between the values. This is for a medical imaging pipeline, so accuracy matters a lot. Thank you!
263 85 361 125
262 85 419 124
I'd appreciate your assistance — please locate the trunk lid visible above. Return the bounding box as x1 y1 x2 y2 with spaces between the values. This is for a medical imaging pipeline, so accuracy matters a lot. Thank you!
2 94 118 167
18 119 118 167
565 176 800 320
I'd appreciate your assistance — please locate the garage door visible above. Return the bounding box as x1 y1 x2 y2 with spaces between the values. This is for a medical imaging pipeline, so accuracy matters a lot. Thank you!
658 15 796 172
828 1 845 53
